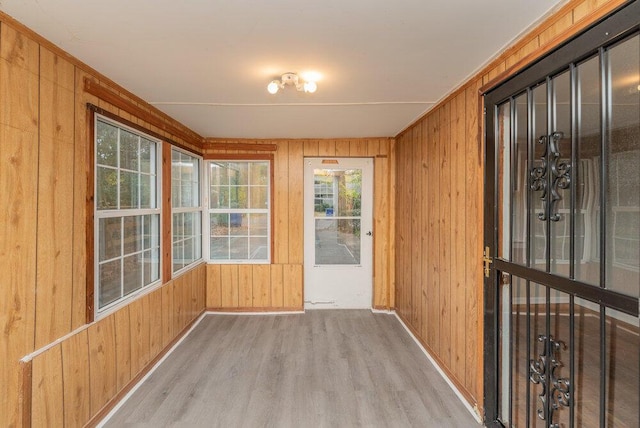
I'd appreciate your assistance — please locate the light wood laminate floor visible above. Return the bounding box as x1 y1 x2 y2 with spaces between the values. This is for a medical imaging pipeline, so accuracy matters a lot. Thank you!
103 310 480 427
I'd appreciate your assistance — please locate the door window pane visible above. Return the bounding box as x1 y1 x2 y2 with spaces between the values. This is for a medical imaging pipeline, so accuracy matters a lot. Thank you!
314 219 361 265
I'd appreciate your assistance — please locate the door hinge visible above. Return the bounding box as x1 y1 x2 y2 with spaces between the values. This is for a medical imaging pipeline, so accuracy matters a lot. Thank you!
483 246 493 278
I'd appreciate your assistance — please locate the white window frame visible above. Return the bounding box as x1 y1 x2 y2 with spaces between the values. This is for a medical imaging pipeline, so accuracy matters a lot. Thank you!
204 159 271 264
94 114 162 317
171 147 204 275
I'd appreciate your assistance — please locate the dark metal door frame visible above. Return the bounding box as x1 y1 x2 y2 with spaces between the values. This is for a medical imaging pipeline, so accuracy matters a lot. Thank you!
483 1 640 426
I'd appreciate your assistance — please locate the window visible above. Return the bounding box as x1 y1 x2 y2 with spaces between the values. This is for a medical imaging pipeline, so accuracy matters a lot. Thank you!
95 116 161 313
207 160 270 263
172 148 203 273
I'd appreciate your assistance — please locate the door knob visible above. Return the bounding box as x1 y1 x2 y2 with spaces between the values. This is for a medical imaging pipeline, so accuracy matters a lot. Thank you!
366 231 372 236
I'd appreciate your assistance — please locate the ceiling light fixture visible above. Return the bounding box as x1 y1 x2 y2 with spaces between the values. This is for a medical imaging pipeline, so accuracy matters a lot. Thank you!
267 72 317 94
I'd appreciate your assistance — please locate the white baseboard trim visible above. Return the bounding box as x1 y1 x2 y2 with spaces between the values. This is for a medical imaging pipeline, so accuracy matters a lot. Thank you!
393 312 483 425
206 310 306 316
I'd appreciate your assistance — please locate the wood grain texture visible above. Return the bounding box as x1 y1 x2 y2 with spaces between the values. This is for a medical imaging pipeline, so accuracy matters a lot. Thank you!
270 264 284 308
62 329 91 427
104 311 480 427
88 315 117 415
206 264 222 308
35 47 75 348
287 142 304 264
0 23 39 428
31 344 64 427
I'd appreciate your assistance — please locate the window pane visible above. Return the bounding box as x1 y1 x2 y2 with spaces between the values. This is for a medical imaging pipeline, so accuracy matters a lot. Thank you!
183 237 194 263
250 162 269 185
249 213 268 236
173 242 184 272
99 217 121 261
250 237 268 260
228 162 249 185
181 181 193 207
140 174 152 209
210 186 228 209
606 35 640 297
140 139 153 174
210 237 229 259
96 121 118 167
120 130 139 171
230 236 248 259
209 163 229 186
123 254 142 296
123 216 143 255
576 56 601 286
120 171 139 209
149 248 160 283
229 186 248 209
211 213 230 236
97 167 118 210
249 186 268 209
172 178 181 207
229 213 247 236
99 259 121 308
315 219 361 265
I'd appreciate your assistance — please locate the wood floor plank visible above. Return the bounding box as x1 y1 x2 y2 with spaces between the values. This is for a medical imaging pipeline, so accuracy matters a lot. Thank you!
103 311 479 427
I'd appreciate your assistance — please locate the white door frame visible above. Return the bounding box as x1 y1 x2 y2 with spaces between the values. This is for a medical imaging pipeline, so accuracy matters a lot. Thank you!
303 157 373 309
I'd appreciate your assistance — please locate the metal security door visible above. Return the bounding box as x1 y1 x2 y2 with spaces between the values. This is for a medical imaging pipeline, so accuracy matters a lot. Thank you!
484 3 640 427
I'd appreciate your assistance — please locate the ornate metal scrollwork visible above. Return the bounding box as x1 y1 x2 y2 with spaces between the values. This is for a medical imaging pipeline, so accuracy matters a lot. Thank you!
530 132 571 222
530 334 571 428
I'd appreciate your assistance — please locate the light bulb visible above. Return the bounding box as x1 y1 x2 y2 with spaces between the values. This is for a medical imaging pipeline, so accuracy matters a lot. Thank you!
267 81 280 94
303 81 317 93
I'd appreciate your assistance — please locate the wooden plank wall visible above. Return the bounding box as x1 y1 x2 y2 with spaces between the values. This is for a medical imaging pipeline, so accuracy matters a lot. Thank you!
0 13 206 427
203 138 396 311
393 0 626 416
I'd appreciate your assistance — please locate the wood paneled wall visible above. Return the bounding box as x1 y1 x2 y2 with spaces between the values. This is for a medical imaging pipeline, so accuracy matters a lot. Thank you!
393 0 626 416
203 138 396 311
0 14 205 427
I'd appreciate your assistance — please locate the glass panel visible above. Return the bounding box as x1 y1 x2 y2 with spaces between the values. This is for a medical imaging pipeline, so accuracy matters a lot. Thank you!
548 288 571 427
249 186 268 209
513 93 529 265
498 101 511 260
123 216 143 255
97 167 118 210
211 213 229 236
250 162 269 185
605 307 639 427
314 219 361 265
510 276 528 427
210 186 229 209
173 242 184 273
143 249 152 286
139 174 152 209
140 138 153 174
529 282 547 427
172 177 180 208
99 217 121 261
531 83 548 270
210 237 229 259
230 236 248 259
229 214 247 235
550 71 572 276
149 248 160 283
209 162 229 186
149 214 160 250
606 35 640 297
99 259 121 308
120 171 139 209
123 254 142 296
229 185 248 209
96 121 118 167
314 169 362 217
576 56 602 286
249 213 268 236
574 297 601 426
120 130 139 171
173 213 183 241
181 181 193 207
183 237 194 263
228 162 249 185
250 237 268 260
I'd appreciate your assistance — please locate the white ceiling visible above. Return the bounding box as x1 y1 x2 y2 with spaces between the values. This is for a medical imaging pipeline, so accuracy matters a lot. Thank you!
0 0 567 139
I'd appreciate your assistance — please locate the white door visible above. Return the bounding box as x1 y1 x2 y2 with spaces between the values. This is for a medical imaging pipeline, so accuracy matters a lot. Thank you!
304 158 373 309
